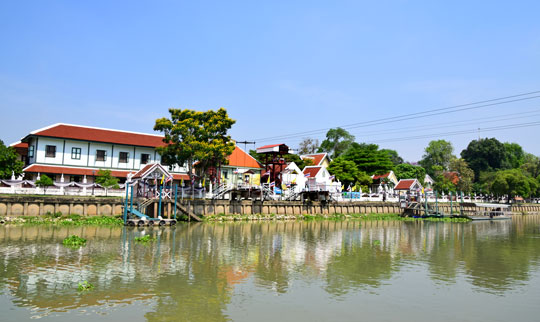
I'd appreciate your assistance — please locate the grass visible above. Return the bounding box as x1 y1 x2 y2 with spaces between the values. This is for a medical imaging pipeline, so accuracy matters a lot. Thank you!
2 212 124 226
134 235 156 243
63 235 87 247
77 281 94 292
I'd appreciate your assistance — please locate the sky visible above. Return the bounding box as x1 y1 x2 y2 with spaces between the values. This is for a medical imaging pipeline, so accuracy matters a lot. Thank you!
1 0 540 162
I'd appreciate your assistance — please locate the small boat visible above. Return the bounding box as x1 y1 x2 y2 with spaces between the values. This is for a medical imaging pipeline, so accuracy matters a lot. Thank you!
460 202 512 221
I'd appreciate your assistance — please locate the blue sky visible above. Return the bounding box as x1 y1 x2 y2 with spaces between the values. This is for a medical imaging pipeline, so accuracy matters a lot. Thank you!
1 1 539 162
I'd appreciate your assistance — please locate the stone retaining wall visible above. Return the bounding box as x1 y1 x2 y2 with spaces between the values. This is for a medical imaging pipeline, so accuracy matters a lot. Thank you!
1 195 540 217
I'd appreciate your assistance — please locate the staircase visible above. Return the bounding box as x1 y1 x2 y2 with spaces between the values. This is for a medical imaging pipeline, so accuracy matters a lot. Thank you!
211 183 232 200
175 203 202 222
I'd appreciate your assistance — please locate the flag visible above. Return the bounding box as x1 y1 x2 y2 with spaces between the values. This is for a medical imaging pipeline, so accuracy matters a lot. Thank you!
304 172 311 178
329 175 335 181
267 174 271 184
269 181 275 187
203 178 206 187
154 177 157 186
165 174 173 184
421 187 424 194
341 184 344 191
160 174 165 184
347 185 352 192
292 178 296 184
263 170 270 176
180 178 184 186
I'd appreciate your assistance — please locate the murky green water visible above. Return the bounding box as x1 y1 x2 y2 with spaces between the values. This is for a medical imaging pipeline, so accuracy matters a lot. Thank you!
1 217 540 321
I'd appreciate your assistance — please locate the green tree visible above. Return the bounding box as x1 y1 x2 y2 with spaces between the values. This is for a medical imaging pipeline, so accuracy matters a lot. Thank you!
341 143 394 175
318 127 355 158
521 153 540 178
394 163 426 184
461 138 506 180
380 149 403 166
154 108 236 194
449 158 475 193
327 157 359 187
419 140 455 176
298 137 320 155
0 140 24 179
491 169 537 201
432 165 456 194
502 142 525 169
95 169 119 196
35 174 54 194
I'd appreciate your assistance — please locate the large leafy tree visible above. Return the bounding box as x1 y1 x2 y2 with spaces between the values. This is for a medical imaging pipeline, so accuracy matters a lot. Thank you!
521 153 540 178
491 169 538 200
394 163 426 184
502 142 525 169
431 165 456 194
154 108 236 193
449 158 475 193
249 150 313 170
327 157 360 187
0 140 24 179
341 143 394 175
380 149 403 166
318 127 355 158
298 138 320 155
419 140 455 176
461 138 506 180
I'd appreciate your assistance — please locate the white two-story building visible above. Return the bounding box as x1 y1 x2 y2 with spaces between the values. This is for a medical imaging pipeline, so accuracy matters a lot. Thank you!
12 123 190 184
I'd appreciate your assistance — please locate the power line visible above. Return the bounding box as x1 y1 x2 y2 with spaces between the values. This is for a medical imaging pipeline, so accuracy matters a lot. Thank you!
368 120 540 143
253 90 540 142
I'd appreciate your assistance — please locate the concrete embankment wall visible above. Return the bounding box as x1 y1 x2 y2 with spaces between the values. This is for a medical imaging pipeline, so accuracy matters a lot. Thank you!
1 195 540 217
0 195 124 216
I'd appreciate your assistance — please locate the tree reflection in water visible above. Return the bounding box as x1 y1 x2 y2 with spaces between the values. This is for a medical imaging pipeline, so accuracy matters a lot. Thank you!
0 216 539 320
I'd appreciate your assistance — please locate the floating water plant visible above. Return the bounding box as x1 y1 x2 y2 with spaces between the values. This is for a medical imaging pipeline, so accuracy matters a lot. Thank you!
77 281 94 292
62 235 87 247
135 235 156 243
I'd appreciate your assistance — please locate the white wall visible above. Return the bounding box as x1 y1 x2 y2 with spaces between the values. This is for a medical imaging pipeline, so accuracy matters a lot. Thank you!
35 137 64 164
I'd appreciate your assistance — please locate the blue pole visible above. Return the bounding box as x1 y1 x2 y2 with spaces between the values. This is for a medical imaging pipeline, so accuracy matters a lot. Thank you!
158 185 163 218
123 182 129 224
130 183 134 213
174 184 178 220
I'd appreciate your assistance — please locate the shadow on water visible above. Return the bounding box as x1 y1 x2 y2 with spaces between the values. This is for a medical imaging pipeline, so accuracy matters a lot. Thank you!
0 216 539 320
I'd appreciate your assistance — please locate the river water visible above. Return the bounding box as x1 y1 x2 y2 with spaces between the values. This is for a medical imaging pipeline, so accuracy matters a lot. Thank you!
1 217 540 321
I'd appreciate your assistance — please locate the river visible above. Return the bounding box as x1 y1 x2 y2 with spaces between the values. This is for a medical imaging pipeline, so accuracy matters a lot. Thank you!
1 217 539 321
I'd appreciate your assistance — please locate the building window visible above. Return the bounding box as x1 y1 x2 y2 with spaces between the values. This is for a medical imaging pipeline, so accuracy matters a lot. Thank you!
45 145 56 158
141 153 151 164
71 147 81 160
96 150 107 161
28 145 34 158
70 175 81 183
119 152 129 163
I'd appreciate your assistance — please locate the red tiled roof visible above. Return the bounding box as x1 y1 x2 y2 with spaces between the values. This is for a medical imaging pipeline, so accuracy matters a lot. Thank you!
173 173 190 180
395 179 417 190
23 164 134 178
257 144 284 149
227 146 262 168
10 142 28 148
132 163 159 178
28 124 166 148
301 153 327 166
372 172 390 180
303 166 322 178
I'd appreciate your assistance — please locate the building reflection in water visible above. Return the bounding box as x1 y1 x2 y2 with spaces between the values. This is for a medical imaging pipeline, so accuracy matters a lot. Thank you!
0 216 539 320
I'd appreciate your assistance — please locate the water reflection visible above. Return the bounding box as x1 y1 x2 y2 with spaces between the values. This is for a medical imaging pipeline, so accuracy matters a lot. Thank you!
0 216 539 320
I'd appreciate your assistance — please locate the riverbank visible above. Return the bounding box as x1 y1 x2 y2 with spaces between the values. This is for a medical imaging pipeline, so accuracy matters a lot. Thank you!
0 213 124 226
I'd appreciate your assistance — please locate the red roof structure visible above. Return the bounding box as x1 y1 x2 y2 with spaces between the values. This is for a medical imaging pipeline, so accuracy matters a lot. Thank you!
394 179 418 190
301 153 327 166
302 166 322 178
372 173 390 180
227 146 262 168
25 124 166 148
